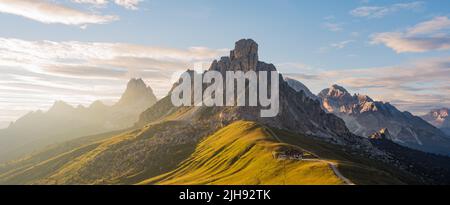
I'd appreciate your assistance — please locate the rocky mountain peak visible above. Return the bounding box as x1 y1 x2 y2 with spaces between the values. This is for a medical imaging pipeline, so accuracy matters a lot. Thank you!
230 39 258 63
431 108 449 118
116 78 157 107
89 100 108 112
356 94 373 103
318 84 352 100
422 107 449 128
285 77 319 101
141 39 357 146
329 84 350 96
318 84 450 155
210 39 262 72
48 101 73 113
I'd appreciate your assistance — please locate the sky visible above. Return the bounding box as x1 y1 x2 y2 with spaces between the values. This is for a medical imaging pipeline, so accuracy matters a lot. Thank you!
0 0 449 128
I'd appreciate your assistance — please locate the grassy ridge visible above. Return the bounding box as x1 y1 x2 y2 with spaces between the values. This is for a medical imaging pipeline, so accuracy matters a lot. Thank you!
140 121 344 185
1 120 411 185
273 129 409 185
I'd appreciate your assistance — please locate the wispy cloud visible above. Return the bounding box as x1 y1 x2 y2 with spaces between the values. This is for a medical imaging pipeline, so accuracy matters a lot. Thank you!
0 37 227 126
316 40 355 53
113 0 142 10
0 37 227 82
331 40 354 49
371 16 450 53
322 22 343 32
72 0 142 10
0 0 119 27
350 1 424 18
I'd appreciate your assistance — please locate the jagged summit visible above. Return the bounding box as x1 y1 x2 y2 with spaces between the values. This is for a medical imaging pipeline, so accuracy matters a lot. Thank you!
319 84 351 99
422 108 450 136
116 78 157 108
318 84 450 156
209 39 276 73
48 101 73 113
285 77 319 101
330 84 349 93
140 39 358 145
230 39 259 71
422 108 449 127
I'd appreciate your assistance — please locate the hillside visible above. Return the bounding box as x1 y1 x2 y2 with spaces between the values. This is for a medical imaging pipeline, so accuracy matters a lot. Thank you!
0 121 216 185
141 121 344 185
1 39 449 185
0 120 417 185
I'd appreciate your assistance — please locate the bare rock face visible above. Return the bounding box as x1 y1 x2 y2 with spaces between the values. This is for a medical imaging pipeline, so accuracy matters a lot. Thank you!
421 108 450 134
140 39 365 147
369 128 393 141
285 77 319 101
210 39 276 74
230 39 259 72
319 84 450 156
422 108 450 136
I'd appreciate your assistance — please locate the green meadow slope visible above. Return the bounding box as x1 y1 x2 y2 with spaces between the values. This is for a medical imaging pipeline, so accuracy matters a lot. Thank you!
0 120 410 185
141 121 343 185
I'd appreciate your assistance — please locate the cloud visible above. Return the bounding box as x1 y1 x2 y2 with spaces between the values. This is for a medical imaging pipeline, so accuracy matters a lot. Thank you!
371 16 450 53
0 37 227 94
331 40 354 49
407 16 450 35
350 1 424 18
322 22 343 32
72 0 108 6
0 0 118 27
316 40 355 53
0 37 227 127
113 0 141 10
283 57 450 114
72 0 142 10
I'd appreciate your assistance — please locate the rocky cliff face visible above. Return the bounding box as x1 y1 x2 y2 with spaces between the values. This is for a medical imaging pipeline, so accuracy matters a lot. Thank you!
139 39 369 147
285 77 319 101
422 108 450 136
369 128 394 141
318 85 450 156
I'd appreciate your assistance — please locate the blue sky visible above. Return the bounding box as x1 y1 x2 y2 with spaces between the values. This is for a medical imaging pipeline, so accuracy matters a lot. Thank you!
0 0 449 128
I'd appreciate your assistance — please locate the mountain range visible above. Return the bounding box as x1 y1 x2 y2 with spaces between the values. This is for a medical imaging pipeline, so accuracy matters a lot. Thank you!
1 39 450 185
316 84 450 156
0 78 157 163
421 108 450 136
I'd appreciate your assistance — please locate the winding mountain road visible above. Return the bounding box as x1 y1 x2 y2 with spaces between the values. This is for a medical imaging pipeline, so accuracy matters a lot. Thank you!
263 126 355 185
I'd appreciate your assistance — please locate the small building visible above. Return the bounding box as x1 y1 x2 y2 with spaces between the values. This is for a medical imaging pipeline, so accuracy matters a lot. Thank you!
272 149 304 160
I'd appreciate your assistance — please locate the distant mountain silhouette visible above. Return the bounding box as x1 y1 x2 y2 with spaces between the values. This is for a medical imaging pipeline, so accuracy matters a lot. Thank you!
0 78 157 163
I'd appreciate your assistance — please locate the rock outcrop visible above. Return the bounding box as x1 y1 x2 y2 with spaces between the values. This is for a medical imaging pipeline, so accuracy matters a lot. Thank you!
139 39 367 147
369 128 393 141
